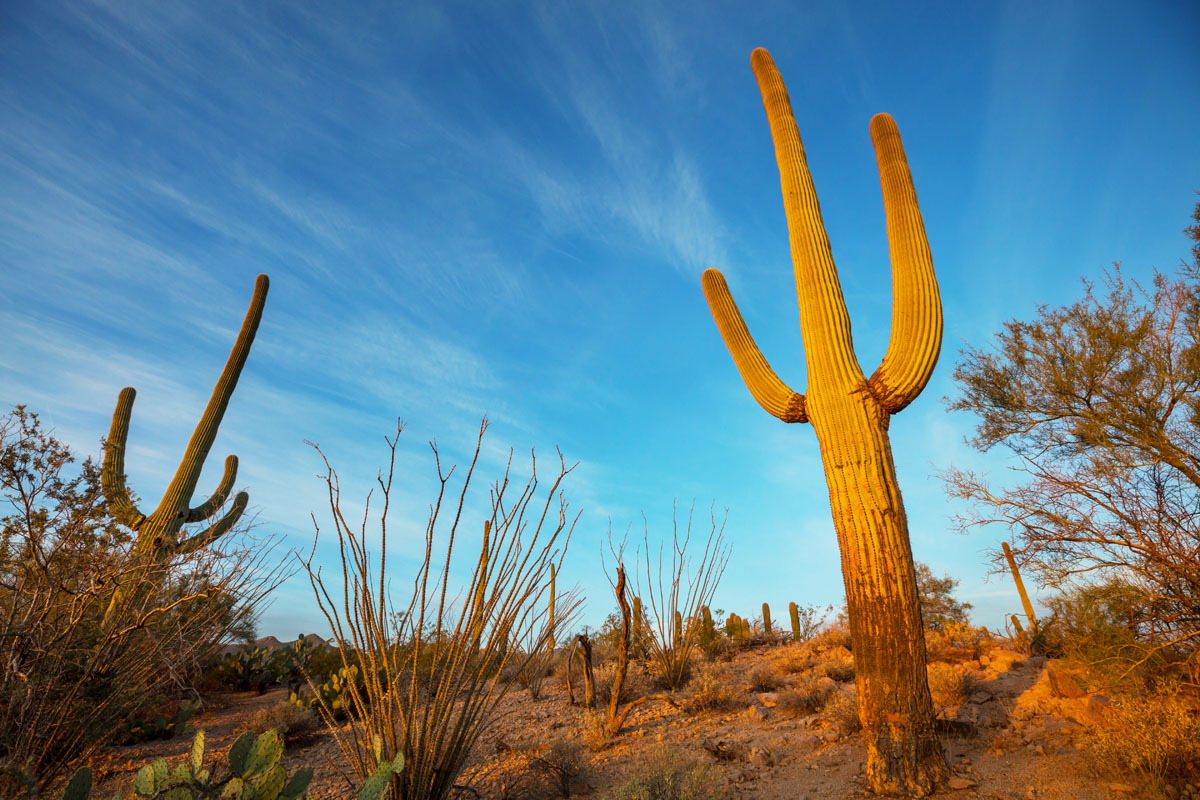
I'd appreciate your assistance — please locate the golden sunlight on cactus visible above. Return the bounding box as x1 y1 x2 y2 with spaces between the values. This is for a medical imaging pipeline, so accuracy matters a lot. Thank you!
702 48 947 795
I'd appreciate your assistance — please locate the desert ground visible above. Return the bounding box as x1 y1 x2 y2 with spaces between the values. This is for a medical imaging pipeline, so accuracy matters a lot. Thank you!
80 635 1154 800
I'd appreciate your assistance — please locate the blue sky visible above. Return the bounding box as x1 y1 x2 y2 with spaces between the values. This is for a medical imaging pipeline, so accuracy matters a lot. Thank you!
2 0 1198 639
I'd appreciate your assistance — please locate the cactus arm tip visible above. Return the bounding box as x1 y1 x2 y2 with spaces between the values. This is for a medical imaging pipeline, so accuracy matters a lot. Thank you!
865 112 942 414
178 490 248 554
102 387 147 529
187 454 239 522
702 268 807 423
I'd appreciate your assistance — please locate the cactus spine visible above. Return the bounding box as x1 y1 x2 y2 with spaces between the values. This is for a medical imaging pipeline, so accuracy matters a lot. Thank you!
761 602 772 637
1002 541 1038 633
101 275 268 625
701 49 947 794
789 601 801 641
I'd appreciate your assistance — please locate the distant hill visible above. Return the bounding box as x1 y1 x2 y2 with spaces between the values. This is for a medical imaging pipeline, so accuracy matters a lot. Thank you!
214 633 329 658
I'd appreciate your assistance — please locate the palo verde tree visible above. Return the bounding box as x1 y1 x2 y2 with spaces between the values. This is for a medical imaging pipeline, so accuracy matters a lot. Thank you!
701 48 947 794
944 199 1200 677
914 562 972 630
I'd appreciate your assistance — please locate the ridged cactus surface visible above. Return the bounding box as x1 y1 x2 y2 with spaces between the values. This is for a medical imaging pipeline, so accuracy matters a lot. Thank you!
100 275 268 626
701 48 947 794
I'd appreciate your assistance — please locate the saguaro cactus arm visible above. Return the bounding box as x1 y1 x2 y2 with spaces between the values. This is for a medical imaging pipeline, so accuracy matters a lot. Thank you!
176 491 249 555
187 454 239 522
751 48 863 387
100 274 269 555
102 387 147 530
701 270 807 423
866 114 942 413
156 273 268 523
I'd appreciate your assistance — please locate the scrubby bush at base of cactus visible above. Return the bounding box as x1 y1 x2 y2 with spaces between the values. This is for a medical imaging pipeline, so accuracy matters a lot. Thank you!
58 729 403 800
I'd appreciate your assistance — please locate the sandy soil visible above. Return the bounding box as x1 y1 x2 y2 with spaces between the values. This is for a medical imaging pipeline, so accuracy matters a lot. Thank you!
83 642 1140 800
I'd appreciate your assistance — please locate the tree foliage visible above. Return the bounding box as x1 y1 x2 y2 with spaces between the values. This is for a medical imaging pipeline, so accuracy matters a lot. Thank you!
914 562 971 630
0 406 279 793
944 199 1200 674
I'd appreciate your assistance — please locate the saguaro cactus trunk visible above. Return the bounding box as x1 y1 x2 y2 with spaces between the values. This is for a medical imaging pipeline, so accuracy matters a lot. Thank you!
702 49 948 795
102 274 269 625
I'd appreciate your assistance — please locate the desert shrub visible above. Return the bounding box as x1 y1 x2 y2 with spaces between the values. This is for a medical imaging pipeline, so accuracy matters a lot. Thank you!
821 660 855 683
925 663 972 709
1089 690 1200 782
526 739 587 798
788 604 831 643
776 677 832 717
1040 577 1183 688
777 646 815 675
606 746 723 800
810 621 853 651
926 620 990 662
0 407 282 795
825 690 862 736
581 710 610 752
683 663 740 714
747 662 781 693
247 701 321 744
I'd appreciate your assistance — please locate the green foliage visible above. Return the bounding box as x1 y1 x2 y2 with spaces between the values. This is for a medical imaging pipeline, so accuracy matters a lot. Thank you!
58 729 317 800
913 562 971 630
0 406 269 795
120 699 199 744
1041 576 1180 687
945 199 1200 668
57 727 403 800
290 664 362 719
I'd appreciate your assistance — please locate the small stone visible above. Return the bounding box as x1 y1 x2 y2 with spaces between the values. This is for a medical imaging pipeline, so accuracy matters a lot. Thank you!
747 746 775 767
1107 784 1136 796
948 776 977 790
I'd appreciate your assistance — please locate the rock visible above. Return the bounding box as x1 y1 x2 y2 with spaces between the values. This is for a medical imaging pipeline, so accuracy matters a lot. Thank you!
747 746 775 768
1108 784 1136 796
968 689 993 704
744 705 769 722
948 776 977 790
975 701 1009 728
1046 663 1085 698
985 648 1027 673
756 692 779 708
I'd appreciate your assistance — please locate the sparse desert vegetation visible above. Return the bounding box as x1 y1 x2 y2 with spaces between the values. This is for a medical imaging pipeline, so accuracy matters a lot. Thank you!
2 13 1197 799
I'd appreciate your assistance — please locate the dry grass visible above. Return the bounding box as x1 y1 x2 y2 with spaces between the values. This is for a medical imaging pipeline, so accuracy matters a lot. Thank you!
821 660 855 683
606 745 723 800
682 662 741 714
776 676 833 717
747 662 782 693
1089 690 1200 783
926 662 973 709
825 690 862 736
246 701 322 744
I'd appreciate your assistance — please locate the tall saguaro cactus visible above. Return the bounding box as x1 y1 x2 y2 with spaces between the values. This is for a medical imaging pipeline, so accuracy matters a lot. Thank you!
102 275 269 622
701 49 947 795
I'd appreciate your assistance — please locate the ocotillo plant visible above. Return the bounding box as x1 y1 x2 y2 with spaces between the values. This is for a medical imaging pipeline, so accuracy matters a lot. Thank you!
101 274 268 625
701 49 948 794
789 601 801 641
547 564 557 652
762 603 773 638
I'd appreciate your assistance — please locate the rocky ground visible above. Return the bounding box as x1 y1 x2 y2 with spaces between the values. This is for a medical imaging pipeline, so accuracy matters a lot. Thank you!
84 639 1158 799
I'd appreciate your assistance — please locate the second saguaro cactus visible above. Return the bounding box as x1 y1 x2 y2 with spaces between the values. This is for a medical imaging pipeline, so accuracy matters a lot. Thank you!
102 274 268 624
702 49 947 794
